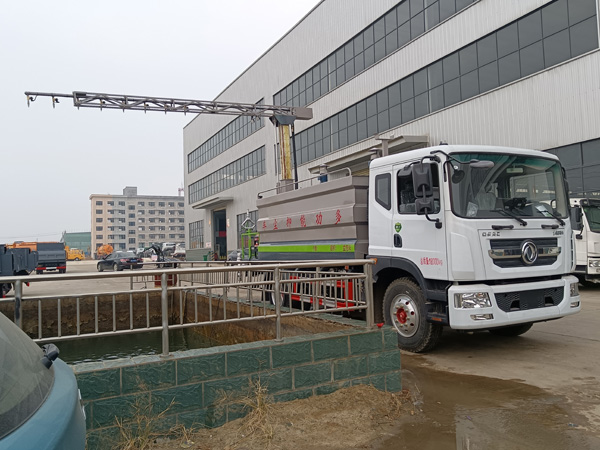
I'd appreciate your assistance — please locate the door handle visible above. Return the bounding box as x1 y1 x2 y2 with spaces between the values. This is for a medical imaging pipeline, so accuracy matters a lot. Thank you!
394 234 402 248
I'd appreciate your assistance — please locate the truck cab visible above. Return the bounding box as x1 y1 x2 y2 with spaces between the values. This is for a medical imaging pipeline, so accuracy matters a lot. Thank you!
369 145 580 351
570 197 600 284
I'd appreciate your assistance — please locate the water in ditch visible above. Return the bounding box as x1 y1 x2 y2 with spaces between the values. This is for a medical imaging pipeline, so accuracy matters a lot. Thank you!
375 363 600 450
57 329 219 365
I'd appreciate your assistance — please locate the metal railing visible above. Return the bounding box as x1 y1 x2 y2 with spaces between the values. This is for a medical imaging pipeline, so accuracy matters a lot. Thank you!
0 260 374 356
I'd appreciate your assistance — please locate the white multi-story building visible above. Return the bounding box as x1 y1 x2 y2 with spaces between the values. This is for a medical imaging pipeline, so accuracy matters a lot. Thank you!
90 186 185 255
183 0 600 259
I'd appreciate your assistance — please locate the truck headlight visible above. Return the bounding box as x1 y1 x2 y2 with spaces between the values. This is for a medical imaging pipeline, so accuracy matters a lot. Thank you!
570 282 579 297
454 292 492 309
588 260 600 268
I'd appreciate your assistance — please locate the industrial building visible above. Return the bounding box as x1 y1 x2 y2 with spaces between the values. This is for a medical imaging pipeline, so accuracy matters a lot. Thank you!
183 0 599 259
60 231 92 257
90 186 185 255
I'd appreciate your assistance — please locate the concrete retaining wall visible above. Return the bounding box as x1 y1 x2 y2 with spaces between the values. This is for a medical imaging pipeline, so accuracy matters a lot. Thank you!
77 320 401 450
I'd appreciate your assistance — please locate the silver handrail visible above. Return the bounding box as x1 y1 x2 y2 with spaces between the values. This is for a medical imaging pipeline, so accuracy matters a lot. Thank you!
0 260 375 356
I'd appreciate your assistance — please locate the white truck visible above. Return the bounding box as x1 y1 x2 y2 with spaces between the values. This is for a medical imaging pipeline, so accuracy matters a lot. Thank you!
256 145 581 352
570 197 600 285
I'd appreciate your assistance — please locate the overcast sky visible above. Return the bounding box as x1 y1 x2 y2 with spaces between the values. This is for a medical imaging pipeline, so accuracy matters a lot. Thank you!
0 0 321 243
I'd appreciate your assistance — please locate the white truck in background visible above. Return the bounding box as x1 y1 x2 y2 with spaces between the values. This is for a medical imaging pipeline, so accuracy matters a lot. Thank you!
570 197 600 285
257 145 582 352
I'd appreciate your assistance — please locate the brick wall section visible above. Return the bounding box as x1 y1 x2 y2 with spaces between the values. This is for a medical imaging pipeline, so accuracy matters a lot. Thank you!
76 323 401 450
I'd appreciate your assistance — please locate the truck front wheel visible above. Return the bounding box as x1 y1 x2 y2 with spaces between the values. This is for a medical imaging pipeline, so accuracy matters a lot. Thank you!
383 278 442 353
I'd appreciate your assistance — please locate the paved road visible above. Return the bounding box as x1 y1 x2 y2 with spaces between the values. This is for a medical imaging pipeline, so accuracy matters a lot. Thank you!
403 284 600 435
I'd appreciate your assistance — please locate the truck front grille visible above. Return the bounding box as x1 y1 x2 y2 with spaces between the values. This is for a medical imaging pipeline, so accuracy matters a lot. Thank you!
489 238 559 268
495 287 564 312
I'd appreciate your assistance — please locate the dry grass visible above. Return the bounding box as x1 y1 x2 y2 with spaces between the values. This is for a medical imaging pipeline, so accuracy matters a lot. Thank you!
213 377 276 448
112 385 175 450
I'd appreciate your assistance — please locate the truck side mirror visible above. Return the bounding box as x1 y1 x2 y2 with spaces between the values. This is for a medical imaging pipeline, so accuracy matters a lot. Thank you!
570 206 583 232
412 162 433 197
415 197 435 215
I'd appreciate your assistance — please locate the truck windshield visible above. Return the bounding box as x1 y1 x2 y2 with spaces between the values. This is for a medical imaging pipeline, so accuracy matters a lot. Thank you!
448 153 568 220
583 203 600 233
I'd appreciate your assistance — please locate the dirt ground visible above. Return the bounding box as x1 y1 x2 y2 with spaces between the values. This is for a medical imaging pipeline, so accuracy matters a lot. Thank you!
148 385 413 450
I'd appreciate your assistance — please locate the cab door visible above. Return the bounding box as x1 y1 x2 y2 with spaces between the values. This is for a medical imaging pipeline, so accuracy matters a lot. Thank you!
391 162 447 280
368 169 393 257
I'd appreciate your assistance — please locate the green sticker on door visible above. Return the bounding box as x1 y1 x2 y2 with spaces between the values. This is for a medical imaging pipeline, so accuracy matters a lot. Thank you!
394 222 402 232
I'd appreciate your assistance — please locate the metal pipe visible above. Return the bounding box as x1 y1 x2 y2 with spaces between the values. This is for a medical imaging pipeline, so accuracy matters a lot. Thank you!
364 263 375 328
14 280 22 329
161 272 170 356
274 266 282 341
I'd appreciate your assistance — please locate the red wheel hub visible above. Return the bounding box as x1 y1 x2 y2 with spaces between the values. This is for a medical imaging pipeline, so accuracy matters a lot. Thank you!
397 308 407 324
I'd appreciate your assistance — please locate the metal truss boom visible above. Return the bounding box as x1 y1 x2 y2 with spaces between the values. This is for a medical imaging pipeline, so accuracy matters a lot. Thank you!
24 91 313 120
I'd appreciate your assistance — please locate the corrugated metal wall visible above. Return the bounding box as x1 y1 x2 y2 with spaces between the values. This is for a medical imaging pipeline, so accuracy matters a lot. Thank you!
183 0 600 252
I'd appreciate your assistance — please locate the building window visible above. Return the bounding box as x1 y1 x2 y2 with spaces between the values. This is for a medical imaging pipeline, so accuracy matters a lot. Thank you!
118 201 125 206
189 220 204 249
96 226 103 231
187 100 265 173
149 202 155 207
128 214 135 218
129 238 136 244
159 202 165 207
128 205 135 210
96 200 103 205
96 218 102 223
138 201 145 207
96 235 102 240
189 147 266 204
546 137 600 195
178 202 184 208
129 230 136 235
95 209 102 214
294 0 598 166
273 0 477 110
108 201 114 206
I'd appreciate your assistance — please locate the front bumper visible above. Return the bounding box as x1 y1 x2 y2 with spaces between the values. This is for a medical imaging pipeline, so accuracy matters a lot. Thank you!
448 275 581 330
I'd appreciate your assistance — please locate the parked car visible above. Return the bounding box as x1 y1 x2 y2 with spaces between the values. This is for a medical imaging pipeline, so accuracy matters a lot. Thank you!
97 251 143 272
0 312 86 449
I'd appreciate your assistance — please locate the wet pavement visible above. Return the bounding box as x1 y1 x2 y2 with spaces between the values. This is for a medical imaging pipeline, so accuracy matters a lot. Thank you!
375 363 600 450
375 285 600 450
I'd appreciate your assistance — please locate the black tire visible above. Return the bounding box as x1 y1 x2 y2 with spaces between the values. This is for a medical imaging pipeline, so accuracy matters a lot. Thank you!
113 263 120 272
488 323 533 337
383 278 442 353
97 263 103 272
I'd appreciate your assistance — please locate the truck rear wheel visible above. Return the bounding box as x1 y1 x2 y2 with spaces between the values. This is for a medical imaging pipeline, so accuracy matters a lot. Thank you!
488 323 533 337
383 278 442 353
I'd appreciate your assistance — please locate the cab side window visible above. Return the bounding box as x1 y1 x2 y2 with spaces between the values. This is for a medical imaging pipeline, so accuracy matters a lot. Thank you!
375 173 391 210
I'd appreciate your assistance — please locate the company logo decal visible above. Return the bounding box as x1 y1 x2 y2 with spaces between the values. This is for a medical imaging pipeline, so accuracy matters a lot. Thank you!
521 240 538 265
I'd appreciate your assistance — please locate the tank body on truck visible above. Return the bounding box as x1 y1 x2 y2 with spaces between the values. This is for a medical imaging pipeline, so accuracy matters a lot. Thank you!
570 197 600 285
257 145 581 352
